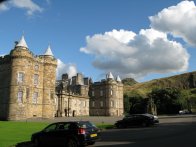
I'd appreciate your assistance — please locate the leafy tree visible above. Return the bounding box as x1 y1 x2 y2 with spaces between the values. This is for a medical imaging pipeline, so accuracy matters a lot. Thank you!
124 94 148 114
149 88 182 114
123 94 131 114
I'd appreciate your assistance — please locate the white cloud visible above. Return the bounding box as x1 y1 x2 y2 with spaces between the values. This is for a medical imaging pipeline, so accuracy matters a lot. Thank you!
80 29 189 79
0 2 9 12
10 0 43 15
56 59 77 80
80 29 137 58
150 0 196 46
0 0 43 15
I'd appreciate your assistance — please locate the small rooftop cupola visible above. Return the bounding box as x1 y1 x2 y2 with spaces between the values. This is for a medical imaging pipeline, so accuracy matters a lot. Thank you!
44 45 54 56
116 75 122 82
107 72 114 80
16 35 28 48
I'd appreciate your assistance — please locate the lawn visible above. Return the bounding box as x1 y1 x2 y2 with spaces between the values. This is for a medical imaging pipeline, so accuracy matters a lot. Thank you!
0 121 48 147
0 121 113 147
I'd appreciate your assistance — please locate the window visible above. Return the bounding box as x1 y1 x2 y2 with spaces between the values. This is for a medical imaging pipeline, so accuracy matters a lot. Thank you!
33 92 38 104
92 101 95 107
100 101 103 107
44 124 57 132
17 91 23 103
34 65 39 71
84 101 86 107
111 100 114 107
34 74 39 85
111 90 113 96
17 72 24 83
100 90 103 96
92 91 95 96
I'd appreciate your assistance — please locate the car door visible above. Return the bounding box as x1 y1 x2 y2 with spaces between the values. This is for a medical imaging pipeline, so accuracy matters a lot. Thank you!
55 123 73 146
123 116 134 127
40 123 61 146
127 115 140 126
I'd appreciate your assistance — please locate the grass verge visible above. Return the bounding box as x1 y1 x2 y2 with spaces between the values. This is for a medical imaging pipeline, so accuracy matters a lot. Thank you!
0 121 48 147
0 121 113 147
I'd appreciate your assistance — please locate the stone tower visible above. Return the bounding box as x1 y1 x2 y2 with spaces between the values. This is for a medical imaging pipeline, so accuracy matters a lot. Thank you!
0 36 57 120
42 45 57 118
89 72 124 116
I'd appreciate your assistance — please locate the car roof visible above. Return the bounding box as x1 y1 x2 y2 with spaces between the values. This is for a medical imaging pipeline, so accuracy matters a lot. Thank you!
126 113 154 117
49 121 91 125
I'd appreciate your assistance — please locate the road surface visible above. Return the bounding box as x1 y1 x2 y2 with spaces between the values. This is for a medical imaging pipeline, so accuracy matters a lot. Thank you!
94 116 196 147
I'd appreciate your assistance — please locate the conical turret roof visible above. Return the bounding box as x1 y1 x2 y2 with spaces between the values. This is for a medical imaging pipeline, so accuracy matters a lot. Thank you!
44 45 54 56
16 35 28 48
107 72 114 79
116 75 121 82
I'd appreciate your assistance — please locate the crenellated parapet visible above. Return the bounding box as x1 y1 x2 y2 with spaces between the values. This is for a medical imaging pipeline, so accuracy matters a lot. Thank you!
39 55 57 67
0 55 11 64
10 47 34 61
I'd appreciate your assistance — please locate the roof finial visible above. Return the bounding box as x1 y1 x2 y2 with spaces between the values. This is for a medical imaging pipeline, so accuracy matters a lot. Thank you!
44 44 54 56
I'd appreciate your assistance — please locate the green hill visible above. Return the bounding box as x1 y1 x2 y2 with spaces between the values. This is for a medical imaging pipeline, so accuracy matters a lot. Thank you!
123 71 196 113
124 71 196 98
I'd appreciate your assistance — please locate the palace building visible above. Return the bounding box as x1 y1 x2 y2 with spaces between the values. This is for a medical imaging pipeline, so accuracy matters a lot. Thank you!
0 36 123 120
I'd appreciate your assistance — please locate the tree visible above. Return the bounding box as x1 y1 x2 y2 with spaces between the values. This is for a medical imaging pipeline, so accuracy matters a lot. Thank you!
124 94 148 114
149 88 182 114
123 94 131 114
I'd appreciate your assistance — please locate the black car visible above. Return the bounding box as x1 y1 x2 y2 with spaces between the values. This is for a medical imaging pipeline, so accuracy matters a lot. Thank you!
31 121 100 147
115 114 159 128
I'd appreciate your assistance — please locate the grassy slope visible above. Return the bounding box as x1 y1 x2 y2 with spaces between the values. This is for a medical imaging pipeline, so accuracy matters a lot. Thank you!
124 71 196 97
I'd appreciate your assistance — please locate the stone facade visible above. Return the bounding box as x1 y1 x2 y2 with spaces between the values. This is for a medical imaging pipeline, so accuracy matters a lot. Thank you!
55 73 90 117
0 36 57 120
55 72 124 117
89 73 124 116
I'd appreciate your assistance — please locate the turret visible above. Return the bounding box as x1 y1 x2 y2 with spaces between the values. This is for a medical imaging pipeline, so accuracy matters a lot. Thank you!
8 35 34 120
42 45 57 118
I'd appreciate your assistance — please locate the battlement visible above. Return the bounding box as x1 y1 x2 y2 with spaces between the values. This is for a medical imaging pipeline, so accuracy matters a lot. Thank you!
0 55 11 64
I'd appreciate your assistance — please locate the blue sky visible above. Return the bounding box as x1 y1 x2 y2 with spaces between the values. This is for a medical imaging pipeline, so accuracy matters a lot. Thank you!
0 0 195 82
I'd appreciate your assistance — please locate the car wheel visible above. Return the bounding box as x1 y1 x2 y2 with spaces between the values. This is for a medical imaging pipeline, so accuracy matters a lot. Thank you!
67 138 78 147
88 141 95 145
33 138 40 147
116 123 124 128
